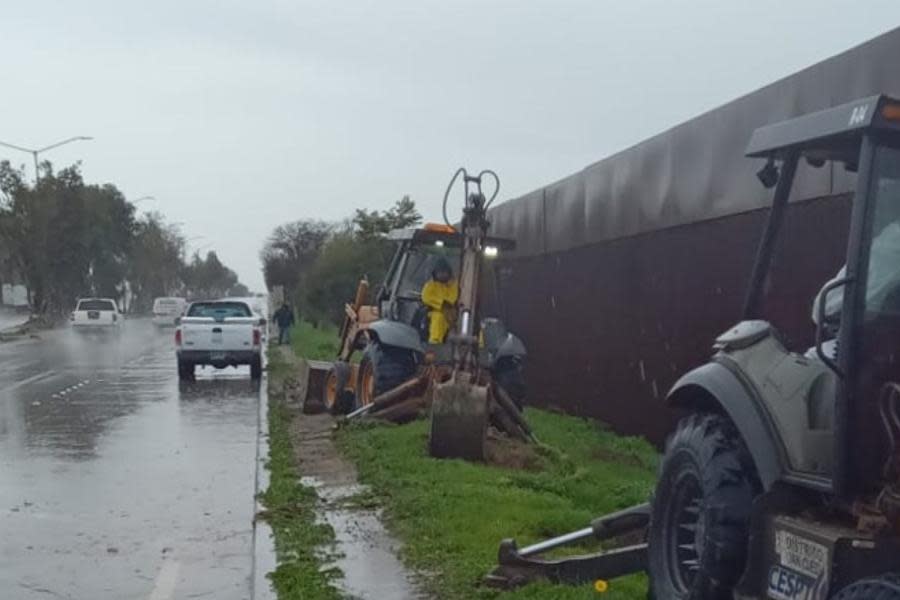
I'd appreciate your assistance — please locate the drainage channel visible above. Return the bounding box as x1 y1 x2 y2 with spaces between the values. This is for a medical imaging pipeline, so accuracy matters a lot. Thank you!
291 414 423 600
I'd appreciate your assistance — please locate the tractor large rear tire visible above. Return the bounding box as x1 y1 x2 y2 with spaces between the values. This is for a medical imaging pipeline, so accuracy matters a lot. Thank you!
648 413 760 600
833 574 900 599
356 342 418 408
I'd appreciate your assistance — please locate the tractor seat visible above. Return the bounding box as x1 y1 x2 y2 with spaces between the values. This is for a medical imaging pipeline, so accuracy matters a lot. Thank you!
411 303 430 342
806 370 836 430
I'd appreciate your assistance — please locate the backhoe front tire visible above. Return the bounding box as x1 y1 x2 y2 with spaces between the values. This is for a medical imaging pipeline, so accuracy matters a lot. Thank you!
648 413 760 600
325 362 355 415
356 342 418 408
833 574 900 599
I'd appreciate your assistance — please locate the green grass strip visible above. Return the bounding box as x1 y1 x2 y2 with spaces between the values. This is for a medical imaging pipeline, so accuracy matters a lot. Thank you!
260 348 342 600
288 321 340 361
335 412 657 599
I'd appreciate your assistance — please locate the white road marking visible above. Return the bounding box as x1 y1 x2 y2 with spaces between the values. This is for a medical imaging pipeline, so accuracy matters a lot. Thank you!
147 560 180 600
0 370 56 395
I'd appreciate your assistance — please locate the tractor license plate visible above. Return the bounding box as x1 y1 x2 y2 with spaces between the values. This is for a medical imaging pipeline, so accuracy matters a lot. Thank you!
768 530 829 600
210 352 226 361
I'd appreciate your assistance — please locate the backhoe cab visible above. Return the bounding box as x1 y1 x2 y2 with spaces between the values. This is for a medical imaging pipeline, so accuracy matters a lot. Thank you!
489 96 900 598
311 169 532 461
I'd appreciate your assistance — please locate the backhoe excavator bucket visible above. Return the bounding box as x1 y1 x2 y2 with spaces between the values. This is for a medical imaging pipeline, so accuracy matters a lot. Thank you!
429 378 488 461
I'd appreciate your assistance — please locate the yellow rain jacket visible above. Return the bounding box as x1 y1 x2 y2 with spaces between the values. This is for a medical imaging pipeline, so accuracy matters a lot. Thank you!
421 279 459 343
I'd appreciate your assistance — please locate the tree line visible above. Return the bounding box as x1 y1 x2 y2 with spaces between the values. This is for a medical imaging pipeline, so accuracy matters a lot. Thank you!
260 196 421 325
0 161 248 317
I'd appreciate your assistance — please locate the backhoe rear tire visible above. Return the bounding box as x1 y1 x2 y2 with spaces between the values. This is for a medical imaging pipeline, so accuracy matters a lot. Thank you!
833 574 900 599
648 413 760 600
492 357 526 411
356 342 418 408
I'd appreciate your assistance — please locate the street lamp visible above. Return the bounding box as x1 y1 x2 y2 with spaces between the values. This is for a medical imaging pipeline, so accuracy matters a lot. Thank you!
132 195 155 204
0 136 93 183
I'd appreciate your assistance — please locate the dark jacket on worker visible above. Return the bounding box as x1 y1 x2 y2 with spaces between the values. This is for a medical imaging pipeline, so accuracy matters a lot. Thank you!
274 305 295 328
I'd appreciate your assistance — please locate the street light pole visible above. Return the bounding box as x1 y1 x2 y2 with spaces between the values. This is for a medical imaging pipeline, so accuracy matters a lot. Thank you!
0 136 93 183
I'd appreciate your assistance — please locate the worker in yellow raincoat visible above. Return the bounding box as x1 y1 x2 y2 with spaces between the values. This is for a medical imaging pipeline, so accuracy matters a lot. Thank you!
421 257 459 343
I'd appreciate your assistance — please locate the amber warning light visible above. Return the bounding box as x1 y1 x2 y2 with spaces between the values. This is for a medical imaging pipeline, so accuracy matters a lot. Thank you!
882 103 900 122
423 222 456 234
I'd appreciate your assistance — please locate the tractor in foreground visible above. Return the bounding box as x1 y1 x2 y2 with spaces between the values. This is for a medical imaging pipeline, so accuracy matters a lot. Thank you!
487 95 900 598
308 168 532 460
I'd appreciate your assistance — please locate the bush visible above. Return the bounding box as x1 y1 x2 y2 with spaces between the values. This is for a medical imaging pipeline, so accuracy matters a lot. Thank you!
301 232 393 326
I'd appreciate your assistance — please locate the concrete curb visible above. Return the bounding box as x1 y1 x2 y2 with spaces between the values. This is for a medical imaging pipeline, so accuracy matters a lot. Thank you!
251 366 277 600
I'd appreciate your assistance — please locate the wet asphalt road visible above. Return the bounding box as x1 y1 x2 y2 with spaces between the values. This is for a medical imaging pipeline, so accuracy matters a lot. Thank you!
0 319 262 600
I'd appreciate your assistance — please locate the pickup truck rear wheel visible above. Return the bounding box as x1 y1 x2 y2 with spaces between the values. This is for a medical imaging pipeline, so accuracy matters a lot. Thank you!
177 358 194 381
250 355 262 380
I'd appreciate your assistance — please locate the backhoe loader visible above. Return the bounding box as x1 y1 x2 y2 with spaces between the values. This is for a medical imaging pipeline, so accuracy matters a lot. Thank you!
308 169 532 460
488 95 900 598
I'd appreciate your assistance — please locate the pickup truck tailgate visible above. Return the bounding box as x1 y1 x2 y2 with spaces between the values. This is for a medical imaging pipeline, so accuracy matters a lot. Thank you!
180 317 258 351
73 311 117 326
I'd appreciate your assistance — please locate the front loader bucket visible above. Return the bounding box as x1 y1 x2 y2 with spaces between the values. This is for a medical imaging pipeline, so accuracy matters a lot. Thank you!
302 359 332 414
429 378 488 461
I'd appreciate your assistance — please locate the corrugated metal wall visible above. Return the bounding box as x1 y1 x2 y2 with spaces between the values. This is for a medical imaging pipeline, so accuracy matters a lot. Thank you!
486 27 900 444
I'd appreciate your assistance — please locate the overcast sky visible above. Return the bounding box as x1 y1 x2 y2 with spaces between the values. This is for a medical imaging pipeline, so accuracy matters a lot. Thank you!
1 1 898 290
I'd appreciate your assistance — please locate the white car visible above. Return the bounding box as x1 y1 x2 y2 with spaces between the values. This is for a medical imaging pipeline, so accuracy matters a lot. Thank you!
71 298 122 335
175 300 265 381
152 297 187 327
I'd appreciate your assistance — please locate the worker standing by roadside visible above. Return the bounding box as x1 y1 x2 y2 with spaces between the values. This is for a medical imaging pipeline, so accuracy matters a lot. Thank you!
421 258 459 343
274 302 295 345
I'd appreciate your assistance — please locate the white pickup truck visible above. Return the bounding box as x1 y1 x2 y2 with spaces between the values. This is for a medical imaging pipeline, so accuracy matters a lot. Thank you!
175 300 264 381
71 298 122 335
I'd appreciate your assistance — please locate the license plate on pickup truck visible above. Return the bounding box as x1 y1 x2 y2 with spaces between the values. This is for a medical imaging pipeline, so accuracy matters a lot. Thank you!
87 311 100 320
210 352 227 361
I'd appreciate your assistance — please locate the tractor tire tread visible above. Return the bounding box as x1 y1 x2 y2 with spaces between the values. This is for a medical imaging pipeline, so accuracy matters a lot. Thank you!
648 413 760 600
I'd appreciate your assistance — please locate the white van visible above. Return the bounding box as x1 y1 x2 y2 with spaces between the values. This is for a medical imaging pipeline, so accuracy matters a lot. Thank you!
152 297 187 327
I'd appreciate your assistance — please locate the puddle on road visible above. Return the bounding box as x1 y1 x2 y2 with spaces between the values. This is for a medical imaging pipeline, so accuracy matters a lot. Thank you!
302 476 422 600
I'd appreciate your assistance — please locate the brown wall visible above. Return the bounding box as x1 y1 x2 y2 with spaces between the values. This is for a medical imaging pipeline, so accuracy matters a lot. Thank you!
491 194 852 445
